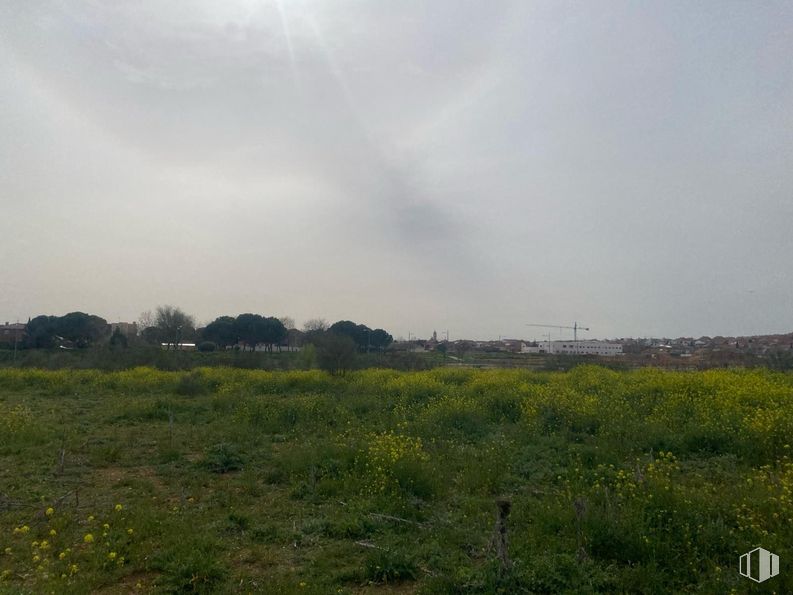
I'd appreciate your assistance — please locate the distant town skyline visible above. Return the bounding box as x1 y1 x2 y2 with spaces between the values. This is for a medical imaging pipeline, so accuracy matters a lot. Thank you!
3 309 793 345
2 2 792 340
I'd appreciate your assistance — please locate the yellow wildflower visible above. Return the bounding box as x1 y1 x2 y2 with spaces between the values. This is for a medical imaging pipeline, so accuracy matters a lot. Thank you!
108 551 117 560
49 529 57 536
114 504 123 512
45 507 54 517
83 534 94 543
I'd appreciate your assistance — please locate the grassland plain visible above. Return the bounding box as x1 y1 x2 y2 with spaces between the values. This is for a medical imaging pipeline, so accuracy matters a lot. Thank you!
0 366 790 594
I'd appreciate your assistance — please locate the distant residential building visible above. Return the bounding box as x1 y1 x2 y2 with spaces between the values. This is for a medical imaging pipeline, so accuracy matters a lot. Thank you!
0 322 26 346
161 342 196 351
392 340 429 353
501 339 525 353
523 340 622 356
480 341 505 352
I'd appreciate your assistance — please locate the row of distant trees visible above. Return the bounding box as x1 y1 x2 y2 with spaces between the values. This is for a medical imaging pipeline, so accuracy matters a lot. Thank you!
21 306 393 355
25 312 110 349
201 314 287 352
200 314 393 353
320 320 393 352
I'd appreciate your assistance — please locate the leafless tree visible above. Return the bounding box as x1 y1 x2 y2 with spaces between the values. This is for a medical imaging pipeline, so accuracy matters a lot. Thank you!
155 305 195 350
303 318 328 333
138 310 155 331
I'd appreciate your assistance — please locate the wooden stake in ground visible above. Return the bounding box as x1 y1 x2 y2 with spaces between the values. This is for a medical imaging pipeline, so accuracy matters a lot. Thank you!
574 496 588 562
493 498 512 573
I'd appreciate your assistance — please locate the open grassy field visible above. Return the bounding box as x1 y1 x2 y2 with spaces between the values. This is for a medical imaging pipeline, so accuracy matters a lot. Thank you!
1 366 790 593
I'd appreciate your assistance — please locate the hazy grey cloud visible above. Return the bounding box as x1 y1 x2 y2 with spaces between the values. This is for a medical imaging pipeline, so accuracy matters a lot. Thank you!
1 1 792 339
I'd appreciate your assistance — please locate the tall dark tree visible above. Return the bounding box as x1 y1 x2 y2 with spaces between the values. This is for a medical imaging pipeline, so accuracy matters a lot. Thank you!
57 312 109 347
260 316 287 352
234 313 266 351
25 315 58 349
328 320 392 352
202 316 238 348
329 320 369 350
370 328 394 351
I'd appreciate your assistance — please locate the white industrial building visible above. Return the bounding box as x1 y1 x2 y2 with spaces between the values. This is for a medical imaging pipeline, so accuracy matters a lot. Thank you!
522 340 623 356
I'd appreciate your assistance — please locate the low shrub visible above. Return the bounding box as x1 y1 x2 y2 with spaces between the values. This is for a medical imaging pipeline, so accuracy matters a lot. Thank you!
363 548 418 584
202 443 245 473
175 371 214 396
154 541 227 594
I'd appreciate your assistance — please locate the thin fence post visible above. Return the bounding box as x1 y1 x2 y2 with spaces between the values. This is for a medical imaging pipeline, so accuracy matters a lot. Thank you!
494 497 512 573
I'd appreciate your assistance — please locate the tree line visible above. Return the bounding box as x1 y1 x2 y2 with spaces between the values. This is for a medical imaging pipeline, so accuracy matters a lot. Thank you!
19 306 393 356
25 312 110 349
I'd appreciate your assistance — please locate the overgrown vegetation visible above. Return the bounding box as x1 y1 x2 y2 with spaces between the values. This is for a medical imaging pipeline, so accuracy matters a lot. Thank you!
0 346 443 373
0 366 789 592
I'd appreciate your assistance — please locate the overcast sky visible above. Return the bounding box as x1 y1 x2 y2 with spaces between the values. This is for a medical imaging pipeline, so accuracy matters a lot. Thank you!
1 1 792 340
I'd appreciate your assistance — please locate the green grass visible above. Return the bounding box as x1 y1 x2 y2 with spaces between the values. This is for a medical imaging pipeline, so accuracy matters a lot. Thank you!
0 347 444 373
0 366 790 593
